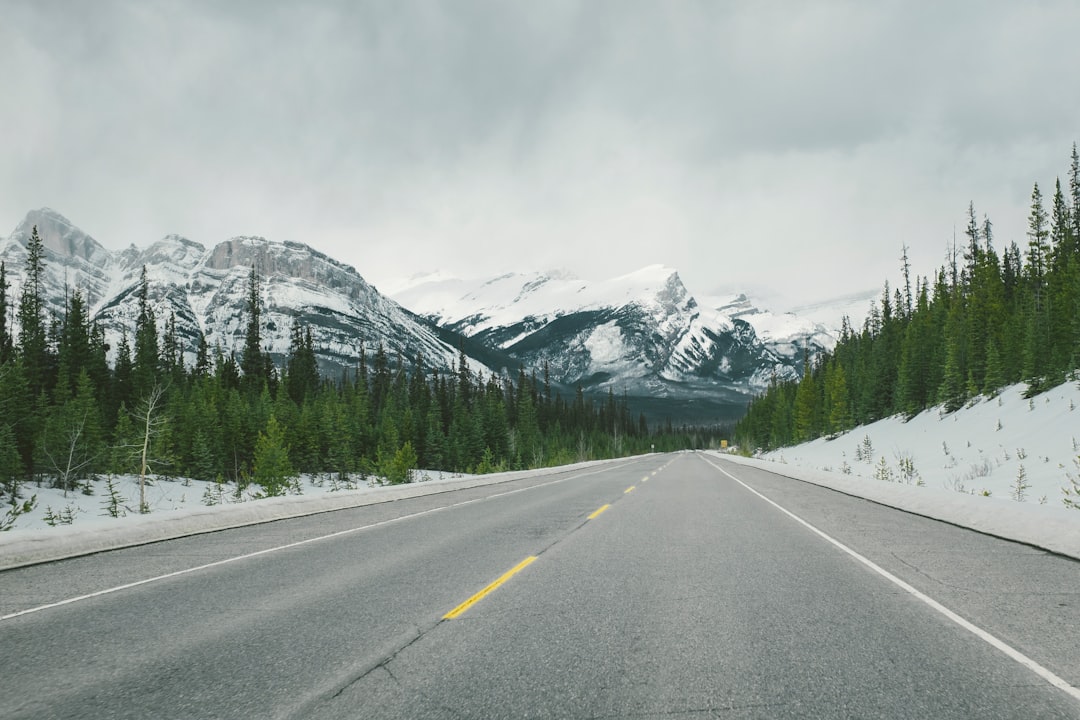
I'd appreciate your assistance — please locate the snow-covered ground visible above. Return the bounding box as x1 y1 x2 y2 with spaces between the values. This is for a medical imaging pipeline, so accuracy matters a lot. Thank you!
762 381 1080 508
4 463 634 570
2 469 473 534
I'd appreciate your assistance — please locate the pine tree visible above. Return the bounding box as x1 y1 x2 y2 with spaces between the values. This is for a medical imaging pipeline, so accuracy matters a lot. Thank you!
240 265 266 394
825 361 851 432
110 330 134 425
0 423 22 504
383 441 417 485
982 337 1006 395
895 285 925 415
17 225 50 399
161 311 184 383
251 414 295 496
1045 178 1075 377
963 201 980 288
132 266 160 399
1070 143 1080 246
1021 184 1051 389
424 405 446 470
192 331 211 379
899 244 913 318
285 322 319 405
1026 182 1050 302
56 288 91 400
187 419 221 483
0 261 11 364
793 361 819 442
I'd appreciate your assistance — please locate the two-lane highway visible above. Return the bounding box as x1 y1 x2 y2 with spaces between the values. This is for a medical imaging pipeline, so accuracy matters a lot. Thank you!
2 453 1078 719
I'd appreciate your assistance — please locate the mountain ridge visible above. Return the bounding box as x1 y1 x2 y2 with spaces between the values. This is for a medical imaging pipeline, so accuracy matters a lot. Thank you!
1 209 496 380
392 269 867 422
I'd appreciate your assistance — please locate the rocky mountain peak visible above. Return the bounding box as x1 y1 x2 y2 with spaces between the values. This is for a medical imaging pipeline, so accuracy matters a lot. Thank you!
9 208 110 267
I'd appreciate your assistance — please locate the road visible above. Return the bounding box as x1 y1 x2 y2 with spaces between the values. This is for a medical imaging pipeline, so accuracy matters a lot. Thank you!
1 453 1078 719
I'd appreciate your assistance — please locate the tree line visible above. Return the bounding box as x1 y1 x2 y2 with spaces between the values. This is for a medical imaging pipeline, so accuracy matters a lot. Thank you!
736 144 1080 450
0 234 707 508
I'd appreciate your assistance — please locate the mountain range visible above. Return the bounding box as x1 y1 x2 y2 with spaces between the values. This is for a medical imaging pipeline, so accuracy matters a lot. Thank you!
1 209 872 423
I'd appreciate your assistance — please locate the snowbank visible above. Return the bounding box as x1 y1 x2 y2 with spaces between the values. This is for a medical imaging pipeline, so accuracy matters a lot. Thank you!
737 381 1080 560
0 459 620 570
722 454 1080 559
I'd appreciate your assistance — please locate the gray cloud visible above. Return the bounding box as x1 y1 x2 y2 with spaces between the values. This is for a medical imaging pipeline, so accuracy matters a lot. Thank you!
2 0 1078 310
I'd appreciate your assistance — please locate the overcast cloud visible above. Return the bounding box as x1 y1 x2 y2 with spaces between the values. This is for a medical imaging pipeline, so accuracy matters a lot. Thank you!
2 0 1078 310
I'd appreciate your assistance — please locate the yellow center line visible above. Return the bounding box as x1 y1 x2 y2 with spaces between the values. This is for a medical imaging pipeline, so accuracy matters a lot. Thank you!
625 486 636 494
443 556 537 619
588 504 610 519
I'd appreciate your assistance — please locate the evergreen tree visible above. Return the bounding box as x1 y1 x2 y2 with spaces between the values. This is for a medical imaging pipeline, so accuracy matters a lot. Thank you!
188 427 219 482
110 330 134 425
1026 182 1050 302
56 288 91 400
896 283 933 415
1070 143 1080 245
382 441 417 485
899 244 913 318
240 265 266 394
285 322 319 405
1046 178 1075 375
251 414 295 496
192 331 211 380
0 261 11 364
161 311 184 383
0 423 22 504
132 266 160 399
825 361 851 433
424 405 446 470
793 361 819 442
370 343 391 416
982 337 1006 395
17 225 50 399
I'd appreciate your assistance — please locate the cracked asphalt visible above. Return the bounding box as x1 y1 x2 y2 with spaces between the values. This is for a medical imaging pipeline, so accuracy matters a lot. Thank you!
2 453 1078 719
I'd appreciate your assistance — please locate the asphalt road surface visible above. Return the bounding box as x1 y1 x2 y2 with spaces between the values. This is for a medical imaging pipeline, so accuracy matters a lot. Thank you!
2 452 1078 719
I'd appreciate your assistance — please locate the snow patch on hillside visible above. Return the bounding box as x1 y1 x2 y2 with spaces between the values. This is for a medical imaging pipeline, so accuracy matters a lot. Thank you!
762 381 1080 508
585 321 629 368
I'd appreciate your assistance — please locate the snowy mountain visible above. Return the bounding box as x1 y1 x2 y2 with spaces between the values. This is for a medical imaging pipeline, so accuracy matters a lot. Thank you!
394 268 866 421
0 209 491 377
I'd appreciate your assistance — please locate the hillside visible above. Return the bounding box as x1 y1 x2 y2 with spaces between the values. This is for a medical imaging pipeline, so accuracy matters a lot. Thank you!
761 381 1080 509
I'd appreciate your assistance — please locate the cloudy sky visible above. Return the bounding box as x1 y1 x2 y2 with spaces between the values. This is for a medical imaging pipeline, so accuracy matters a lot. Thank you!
2 1 1077 310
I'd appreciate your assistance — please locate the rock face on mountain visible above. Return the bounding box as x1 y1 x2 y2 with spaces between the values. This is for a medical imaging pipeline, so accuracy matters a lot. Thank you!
0 209 478 377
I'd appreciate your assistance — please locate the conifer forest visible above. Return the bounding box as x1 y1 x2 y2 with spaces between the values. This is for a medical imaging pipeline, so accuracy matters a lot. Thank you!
737 144 1080 451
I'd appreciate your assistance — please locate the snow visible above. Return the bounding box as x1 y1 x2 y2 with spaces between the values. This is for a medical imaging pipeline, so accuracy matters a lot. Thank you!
738 380 1080 559
584 320 630 368
0 460 622 569
394 268 870 378
392 265 688 335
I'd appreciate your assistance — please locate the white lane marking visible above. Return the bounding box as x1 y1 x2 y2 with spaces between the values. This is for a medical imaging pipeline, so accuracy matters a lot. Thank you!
1 460 642 622
701 455 1080 705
